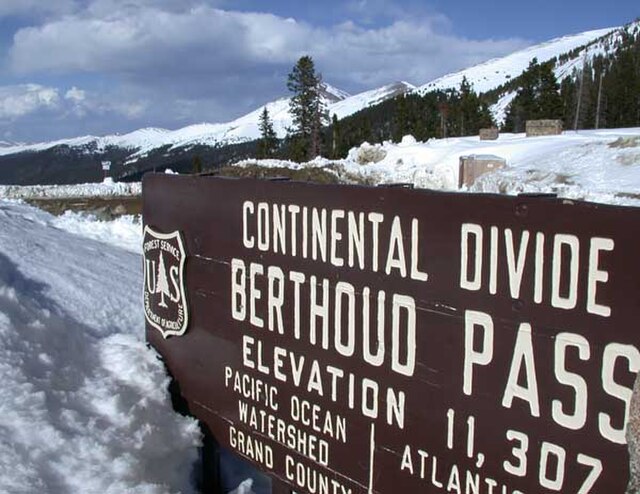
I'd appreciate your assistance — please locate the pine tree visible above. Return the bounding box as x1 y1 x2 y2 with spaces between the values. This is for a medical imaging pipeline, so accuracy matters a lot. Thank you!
536 61 563 119
458 77 473 135
393 95 409 142
503 58 562 132
457 77 494 135
560 74 577 128
156 253 170 308
331 113 340 159
573 61 587 130
605 46 639 127
287 56 326 160
504 59 538 132
258 107 278 158
310 99 323 159
594 65 605 129
360 118 374 143
477 102 494 130
438 101 450 138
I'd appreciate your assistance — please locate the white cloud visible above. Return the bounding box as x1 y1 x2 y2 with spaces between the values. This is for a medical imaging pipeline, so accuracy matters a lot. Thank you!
11 6 318 80
3 1 529 140
0 82 147 124
0 80 159 140
9 4 527 90
105 99 147 119
64 86 149 120
65 86 86 103
0 85 60 119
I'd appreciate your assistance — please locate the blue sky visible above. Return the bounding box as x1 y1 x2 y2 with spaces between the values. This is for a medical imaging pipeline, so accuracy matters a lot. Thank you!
232 0 637 41
0 0 636 142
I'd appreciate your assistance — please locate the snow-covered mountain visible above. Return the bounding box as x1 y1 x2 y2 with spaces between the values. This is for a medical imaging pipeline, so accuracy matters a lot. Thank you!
1 19 639 185
6 21 635 162
413 21 640 124
330 81 415 119
415 27 617 96
0 82 414 164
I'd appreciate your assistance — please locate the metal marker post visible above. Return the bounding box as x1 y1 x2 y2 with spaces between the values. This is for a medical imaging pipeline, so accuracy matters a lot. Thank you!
101 160 111 180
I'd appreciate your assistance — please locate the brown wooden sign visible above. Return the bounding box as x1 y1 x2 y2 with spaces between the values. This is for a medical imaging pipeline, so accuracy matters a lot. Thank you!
143 174 640 494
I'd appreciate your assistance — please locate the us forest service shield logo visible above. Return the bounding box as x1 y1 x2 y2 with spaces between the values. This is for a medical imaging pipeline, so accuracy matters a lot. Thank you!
143 225 189 338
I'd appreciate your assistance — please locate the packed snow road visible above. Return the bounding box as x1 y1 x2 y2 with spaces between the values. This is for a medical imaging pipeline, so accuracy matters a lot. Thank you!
0 201 200 493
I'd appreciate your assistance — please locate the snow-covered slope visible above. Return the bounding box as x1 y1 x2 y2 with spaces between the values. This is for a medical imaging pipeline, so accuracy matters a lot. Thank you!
0 82 414 163
415 21 640 124
237 127 640 207
416 27 616 96
0 201 200 492
330 81 415 119
2 20 637 167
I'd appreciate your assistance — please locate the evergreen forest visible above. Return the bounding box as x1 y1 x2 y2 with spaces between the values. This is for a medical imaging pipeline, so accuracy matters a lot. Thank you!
263 24 640 161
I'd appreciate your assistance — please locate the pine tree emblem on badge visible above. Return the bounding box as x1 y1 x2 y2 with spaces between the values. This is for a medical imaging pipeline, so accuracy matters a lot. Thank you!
142 225 189 338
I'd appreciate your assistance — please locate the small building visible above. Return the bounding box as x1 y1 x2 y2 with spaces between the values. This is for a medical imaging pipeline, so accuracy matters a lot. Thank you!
525 119 563 137
479 128 499 141
459 154 506 188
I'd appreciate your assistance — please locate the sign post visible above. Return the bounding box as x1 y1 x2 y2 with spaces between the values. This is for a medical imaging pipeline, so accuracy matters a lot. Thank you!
143 174 640 493
101 160 111 180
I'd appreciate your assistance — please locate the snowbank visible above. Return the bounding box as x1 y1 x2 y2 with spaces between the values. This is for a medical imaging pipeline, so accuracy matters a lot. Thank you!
0 181 141 200
52 212 142 254
349 129 640 203
3 128 636 210
0 201 200 492
242 128 640 207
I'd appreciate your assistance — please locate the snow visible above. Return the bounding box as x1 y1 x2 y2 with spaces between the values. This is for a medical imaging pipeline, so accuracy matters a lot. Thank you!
0 16 637 493
0 81 408 163
415 27 616 96
247 127 640 207
487 21 640 124
469 132 640 204
553 21 640 83
52 212 142 253
412 21 640 125
320 83 351 102
329 82 415 120
387 129 640 206
490 91 518 126
0 181 141 200
0 201 200 492
399 134 417 146
0 124 639 492
230 479 255 494
1 22 636 166
0 140 20 147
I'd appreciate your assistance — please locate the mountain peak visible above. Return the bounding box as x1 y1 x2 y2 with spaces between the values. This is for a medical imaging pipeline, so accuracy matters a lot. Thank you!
0 81 401 161
384 81 416 92
319 83 351 103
